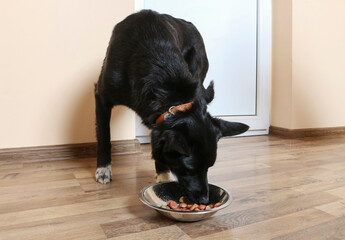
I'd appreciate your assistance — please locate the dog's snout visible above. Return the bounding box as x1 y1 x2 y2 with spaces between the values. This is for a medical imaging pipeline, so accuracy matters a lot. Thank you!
186 189 209 204
178 172 210 204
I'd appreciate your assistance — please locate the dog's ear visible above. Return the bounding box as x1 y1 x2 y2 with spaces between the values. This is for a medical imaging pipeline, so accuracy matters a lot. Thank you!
161 130 190 157
204 81 215 104
211 117 249 140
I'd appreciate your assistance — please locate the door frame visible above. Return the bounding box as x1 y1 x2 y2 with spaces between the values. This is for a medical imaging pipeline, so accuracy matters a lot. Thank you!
135 0 271 142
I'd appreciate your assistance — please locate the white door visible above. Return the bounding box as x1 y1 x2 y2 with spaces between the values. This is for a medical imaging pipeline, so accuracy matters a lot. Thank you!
135 0 271 143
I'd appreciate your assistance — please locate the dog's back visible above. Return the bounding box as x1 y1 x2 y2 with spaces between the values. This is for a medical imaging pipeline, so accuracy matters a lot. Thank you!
96 10 209 124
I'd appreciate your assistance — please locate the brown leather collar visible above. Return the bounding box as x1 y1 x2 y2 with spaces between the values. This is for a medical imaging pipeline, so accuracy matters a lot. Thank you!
155 102 193 124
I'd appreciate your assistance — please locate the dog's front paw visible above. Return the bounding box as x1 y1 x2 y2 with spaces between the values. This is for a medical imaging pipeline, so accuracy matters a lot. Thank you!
95 165 112 184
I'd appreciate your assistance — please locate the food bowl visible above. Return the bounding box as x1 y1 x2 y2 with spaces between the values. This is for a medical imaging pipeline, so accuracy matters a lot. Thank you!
139 181 232 222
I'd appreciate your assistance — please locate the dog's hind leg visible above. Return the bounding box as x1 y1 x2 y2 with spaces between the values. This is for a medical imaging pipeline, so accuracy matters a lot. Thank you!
95 90 113 184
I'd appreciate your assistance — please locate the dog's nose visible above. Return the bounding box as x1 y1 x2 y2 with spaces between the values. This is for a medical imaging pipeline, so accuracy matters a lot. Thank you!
185 191 209 204
198 195 209 205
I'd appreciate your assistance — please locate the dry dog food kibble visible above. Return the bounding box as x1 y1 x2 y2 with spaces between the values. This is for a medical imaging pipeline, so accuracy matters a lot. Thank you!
180 203 187 208
214 202 222 208
160 197 222 212
168 200 178 209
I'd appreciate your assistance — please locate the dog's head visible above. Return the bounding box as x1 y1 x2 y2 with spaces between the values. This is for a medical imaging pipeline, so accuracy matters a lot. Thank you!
151 100 249 204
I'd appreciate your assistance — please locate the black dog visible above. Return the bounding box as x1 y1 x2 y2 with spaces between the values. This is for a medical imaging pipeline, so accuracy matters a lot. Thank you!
95 10 249 204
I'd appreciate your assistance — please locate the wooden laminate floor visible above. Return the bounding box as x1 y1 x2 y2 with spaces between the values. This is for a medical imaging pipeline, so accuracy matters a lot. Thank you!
0 135 345 240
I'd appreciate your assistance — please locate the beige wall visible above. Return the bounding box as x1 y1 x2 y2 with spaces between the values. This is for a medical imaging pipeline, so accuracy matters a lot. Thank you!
271 0 293 129
0 0 135 149
272 0 345 129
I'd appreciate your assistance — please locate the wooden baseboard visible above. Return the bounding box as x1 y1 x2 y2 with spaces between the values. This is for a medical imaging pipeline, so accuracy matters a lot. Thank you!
269 126 345 138
0 139 141 165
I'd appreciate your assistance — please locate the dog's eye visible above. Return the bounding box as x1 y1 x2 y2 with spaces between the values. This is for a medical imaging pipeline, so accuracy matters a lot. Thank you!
165 150 182 159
